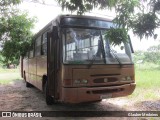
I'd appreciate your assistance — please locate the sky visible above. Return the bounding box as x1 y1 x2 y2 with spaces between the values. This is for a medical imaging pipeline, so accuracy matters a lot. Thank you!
19 0 160 51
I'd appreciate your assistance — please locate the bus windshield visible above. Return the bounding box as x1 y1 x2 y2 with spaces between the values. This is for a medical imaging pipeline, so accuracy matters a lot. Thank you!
62 28 132 64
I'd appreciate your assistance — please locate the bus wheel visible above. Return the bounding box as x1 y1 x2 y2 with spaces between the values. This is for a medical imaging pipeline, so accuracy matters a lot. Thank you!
23 71 26 81
26 81 32 88
45 81 54 105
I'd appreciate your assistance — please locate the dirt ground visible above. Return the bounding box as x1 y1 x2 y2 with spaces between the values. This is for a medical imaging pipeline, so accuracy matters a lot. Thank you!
0 73 159 120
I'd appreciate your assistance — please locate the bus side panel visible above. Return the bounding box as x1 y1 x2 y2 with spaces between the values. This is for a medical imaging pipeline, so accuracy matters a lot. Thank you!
28 58 37 86
36 55 47 91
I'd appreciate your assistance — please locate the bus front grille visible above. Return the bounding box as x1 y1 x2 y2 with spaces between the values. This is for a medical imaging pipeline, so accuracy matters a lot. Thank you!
87 88 124 94
93 77 118 83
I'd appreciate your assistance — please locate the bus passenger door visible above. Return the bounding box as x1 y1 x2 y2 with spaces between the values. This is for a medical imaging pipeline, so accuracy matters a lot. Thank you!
47 26 59 99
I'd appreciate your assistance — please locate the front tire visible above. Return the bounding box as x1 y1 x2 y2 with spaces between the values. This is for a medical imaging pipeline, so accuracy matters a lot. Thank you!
45 81 54 105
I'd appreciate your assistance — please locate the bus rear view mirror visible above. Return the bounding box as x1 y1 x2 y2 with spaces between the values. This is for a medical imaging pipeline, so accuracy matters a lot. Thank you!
52 26 58 39
128 35 134 53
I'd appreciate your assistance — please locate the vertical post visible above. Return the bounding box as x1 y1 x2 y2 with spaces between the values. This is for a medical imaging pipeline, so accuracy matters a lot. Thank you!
20 56 23 78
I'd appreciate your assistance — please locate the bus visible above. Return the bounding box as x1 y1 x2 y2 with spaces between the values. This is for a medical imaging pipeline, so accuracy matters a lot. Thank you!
21 15 136 105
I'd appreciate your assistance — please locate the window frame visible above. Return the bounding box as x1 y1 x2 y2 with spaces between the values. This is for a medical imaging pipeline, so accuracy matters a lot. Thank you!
35 36 42 57
29 50 34 58
41 30 49 56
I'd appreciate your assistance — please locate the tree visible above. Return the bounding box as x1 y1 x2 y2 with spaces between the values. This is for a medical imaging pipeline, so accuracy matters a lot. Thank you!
0 0 21 18
133 44 160 65
1 13 36 67
133 50 145 63
144 44 160 64
0 0 36 67
56 0 160 40
0 0 22 41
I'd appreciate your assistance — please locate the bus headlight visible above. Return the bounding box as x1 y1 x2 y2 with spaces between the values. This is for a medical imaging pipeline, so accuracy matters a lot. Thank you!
74 79 88 84
74 79 81 84
121 77 126 81
121 76 132 81
126 76 131 81
81 79 88 84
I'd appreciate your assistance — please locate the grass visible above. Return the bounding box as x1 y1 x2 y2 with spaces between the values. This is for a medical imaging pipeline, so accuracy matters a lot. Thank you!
127 67 160 101
136 70 160 88
135 62 160 70
0 69 21 85
0 67 19 73
0 64 160 101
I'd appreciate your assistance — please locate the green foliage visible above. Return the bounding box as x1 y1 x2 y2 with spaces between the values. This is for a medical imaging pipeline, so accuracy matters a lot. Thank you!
147 44 160 52
56 0 94 15
135 62 160 70
1 13 36 66
144 44 160 64
136 69 160 88
105 28 128 46
56 0 122 15
132 13 158 39
0 72 20 85
0 0 21 18
149 0 160 13
0 52 4 65
0 0 21 6
113 0 140 29
144 51 160 64
57 0 160 39
133 50 145 63
128 69 160 101
134 44 160 65
0 1 36 66
0 13 35 41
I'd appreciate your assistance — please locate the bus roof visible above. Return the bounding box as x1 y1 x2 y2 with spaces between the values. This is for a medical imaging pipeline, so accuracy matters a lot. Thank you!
33 15 113 39
58 14 112 22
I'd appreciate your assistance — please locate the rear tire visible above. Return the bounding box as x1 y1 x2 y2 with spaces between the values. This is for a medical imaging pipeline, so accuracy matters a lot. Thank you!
45 81 54 105
23 71 26 81
24 71 32 88
26 81 32 88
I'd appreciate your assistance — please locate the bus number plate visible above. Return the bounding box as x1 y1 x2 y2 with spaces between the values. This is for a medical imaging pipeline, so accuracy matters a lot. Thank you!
100 94 112 99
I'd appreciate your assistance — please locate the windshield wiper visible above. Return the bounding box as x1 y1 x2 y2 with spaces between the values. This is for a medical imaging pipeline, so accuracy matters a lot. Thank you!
88 31 106 69
88 48 122 68
87 55 97 68
109 48 122 67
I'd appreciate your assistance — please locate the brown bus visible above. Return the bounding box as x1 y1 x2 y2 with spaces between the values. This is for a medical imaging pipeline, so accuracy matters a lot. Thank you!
21 15 136 105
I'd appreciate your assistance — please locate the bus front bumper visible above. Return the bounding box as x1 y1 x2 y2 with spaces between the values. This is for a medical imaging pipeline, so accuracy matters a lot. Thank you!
62 83 136 104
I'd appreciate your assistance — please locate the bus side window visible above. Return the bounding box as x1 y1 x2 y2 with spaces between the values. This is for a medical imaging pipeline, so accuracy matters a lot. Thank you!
29 50 34 58
24 52 28 59
42 32 47 55
35 36 41 56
